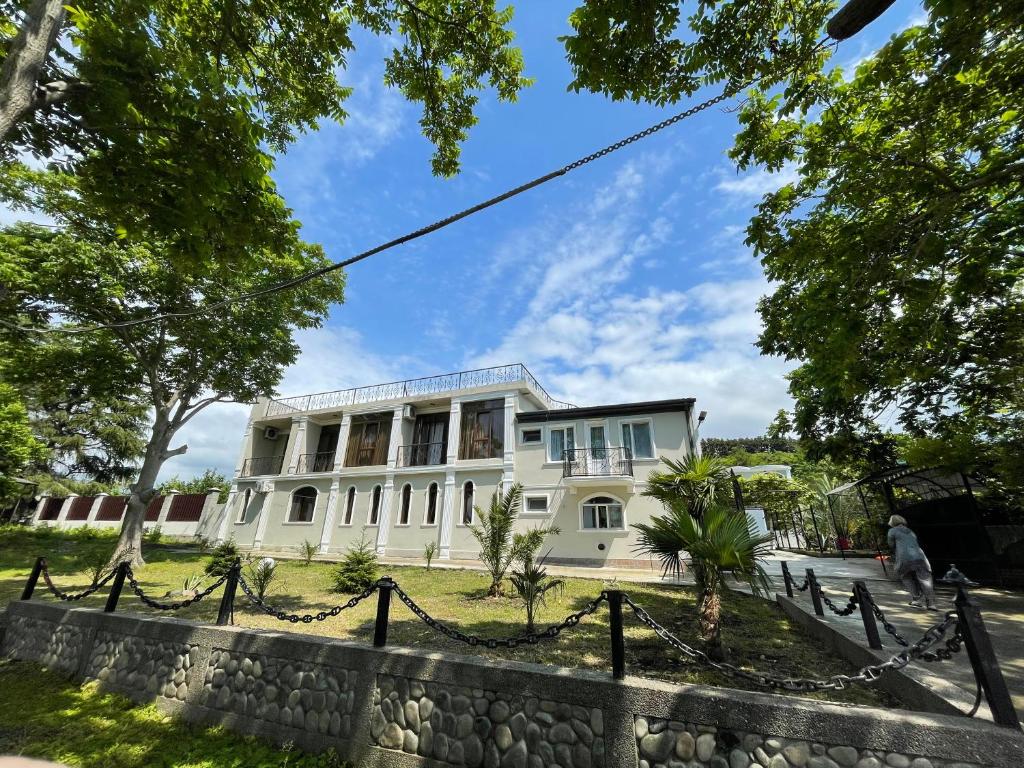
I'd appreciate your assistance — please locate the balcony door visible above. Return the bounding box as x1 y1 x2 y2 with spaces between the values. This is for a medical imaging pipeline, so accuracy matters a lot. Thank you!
410 413 448 465
588 424 609 475
344 414 392 467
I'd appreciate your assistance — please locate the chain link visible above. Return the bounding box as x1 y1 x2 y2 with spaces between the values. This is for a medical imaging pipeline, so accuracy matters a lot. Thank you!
238 574 379 622
123 567 228 611
41 562 117 601
622 595 962 692
820 588 859 617
795 578 811 592
391 583 606 649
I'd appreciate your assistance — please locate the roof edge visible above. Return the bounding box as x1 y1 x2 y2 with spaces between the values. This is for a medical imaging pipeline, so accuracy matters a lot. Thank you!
517 398 696 423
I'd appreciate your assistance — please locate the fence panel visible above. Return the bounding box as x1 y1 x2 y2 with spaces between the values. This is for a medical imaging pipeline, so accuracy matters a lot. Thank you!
145 496 164 522
165 493 206 522
65 496 95 521
95 496 128 522
38 498 65 521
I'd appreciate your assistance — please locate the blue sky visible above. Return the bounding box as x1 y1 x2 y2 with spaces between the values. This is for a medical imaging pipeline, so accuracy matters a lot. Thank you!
1 2 925 482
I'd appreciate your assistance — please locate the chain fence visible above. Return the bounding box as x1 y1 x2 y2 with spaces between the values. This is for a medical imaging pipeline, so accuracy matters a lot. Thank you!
237 574 379 623
40 561 118 602
820 586 859 616
126 567 229 611
392 582 607 649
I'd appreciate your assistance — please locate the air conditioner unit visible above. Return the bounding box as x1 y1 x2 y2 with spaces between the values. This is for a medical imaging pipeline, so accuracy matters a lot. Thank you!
402 405 415 421
264 426 281 440
256 480 274 494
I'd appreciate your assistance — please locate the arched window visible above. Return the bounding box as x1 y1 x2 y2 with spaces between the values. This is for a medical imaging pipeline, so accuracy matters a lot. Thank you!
368 485 382 525
580 495 624 530
398 484 412 525
462 481 475 525
425 482 439 525
342 487 356 525
289 486 317 523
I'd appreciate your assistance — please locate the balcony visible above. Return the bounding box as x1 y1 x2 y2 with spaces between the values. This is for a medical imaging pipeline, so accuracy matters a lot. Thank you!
397 442 446 468
265 363 575 417
241 455 284 478
562 448 633 484
296 451 335 474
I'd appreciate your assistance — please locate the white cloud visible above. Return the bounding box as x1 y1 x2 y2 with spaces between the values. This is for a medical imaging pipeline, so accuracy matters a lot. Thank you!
714 164 799 200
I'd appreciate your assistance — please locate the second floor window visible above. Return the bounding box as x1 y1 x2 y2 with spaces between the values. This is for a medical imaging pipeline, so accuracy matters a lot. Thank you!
345 415 392 467
549 426 575 462
621 421 654 459
459 399 505 460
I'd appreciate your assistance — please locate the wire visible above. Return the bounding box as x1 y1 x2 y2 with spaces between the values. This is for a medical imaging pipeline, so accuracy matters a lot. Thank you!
6 39 830 336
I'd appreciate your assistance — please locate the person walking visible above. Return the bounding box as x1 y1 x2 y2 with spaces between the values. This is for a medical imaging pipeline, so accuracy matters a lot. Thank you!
887 515 937 610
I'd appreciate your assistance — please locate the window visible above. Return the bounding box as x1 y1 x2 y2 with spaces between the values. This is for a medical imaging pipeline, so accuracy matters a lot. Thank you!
581 496 624 530
342 487 356 525
621 421 654 459
368 485 382 525
548 426 575 462
407 413 448 466
289 487 317 523
524 495 548 513
344 414 393 467
425 483 439 525
398 484 412 525
521 428 542 444
461 481 475 525
236 488 251 523
459 399 505 459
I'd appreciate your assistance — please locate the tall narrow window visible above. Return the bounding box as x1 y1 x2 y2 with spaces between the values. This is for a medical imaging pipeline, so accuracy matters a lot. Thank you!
236 488 251 523
462 481 475 525
369 485 382 525
549 426 575 462
289 487 317 523
621 421 654 459
344 414 393 467
425 482 439 525
459 400 505 459
399 484 412 525
343 487 356 525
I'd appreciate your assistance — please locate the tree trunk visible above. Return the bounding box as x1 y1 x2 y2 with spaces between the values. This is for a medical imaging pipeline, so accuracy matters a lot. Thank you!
697 574 726 661
112 415 176 567
0 0 67 142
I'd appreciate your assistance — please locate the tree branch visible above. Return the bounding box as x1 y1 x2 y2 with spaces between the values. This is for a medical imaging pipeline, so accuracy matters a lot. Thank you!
161 444 188 461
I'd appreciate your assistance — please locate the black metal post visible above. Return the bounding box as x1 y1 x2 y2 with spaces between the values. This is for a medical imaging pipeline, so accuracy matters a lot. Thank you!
955 588 1020 728
374 576 394 648
607 590 626 680
216 559 240 626
21 557 45 600
781 561 794 598
104 561 129 613
853 580 882 650
806 568 824 616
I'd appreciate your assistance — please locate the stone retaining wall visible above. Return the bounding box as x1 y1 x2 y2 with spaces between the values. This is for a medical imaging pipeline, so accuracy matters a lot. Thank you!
1 600 1021 768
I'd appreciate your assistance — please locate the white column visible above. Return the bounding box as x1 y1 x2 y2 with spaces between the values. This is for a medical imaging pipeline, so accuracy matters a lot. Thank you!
157 490 177 524
438 471 457 559
502 394 517 491
333 414 352 471
30 493 49 525
253 482 275 549
234 422 254 480
375 476 395 554
86 493 106 524
386 408 404 470
446 400 462 463
56 494 76 526
216 487 238 543
287 415 309 474
319 479 340 553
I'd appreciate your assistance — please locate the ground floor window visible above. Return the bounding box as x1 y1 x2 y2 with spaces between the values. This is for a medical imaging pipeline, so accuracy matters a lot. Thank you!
399 484 412 525
581 496 623 530
343 487 355 525
236 489 251 523
425 483 439 525
289 487 317 523
462 481 474 525
368 485 382 525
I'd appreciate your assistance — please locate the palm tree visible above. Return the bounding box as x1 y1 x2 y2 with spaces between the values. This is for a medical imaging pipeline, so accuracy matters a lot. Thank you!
509 552 565 634
643 455 733 519
633 504 773 660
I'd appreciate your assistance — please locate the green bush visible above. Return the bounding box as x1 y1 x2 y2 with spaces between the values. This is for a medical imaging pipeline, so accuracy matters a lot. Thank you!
205 538 239 577
144 524 163 545
331 538 378 593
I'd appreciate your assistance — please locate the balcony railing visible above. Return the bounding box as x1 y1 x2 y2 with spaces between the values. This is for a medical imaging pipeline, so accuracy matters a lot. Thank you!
562 448 633 478
265 363 575 417
241 455 285 478
397 442 447 467
296 451 335 474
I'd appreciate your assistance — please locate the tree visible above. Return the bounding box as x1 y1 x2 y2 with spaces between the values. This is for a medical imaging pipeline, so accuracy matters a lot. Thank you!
765 409 793 442
1 218 344 565
0 381 48 502
633 504 772 660
1 0 529 258
643 455 733 520
159 469 230 503
509 553 565 636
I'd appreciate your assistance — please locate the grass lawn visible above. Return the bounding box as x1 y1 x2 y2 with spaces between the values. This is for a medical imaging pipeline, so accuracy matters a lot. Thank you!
0 661 346 767
0 526 896 708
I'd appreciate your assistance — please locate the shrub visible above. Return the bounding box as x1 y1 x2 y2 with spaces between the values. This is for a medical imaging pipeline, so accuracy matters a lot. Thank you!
77 547 114 587
331 538 378 593
510 552 565 635
205 538 239 577
244 557 277 601
299 539 318 566
423 541 437 570
144 525 162 545
193 534 211 554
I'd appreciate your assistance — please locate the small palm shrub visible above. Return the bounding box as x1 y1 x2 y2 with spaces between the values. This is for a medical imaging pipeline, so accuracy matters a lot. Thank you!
423 541 438 570
299 539 318 566
245 557 277 601
144 525 163 545
510 553 565 635
331 538 379 593
77 548 113 587
205 538 239 577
